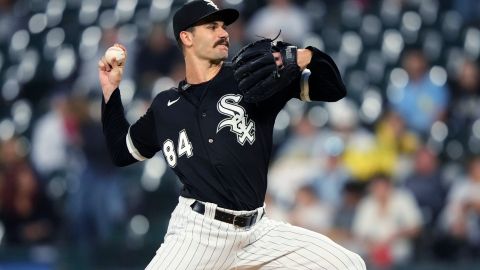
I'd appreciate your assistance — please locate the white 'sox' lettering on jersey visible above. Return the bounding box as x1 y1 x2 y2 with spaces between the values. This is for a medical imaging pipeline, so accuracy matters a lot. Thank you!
216 94 255 146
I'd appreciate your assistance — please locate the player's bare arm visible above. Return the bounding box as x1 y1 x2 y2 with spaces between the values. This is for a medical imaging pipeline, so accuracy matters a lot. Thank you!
296 49 313 70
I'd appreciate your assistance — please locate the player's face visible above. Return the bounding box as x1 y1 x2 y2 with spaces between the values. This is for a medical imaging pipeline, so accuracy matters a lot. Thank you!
192 21 230 62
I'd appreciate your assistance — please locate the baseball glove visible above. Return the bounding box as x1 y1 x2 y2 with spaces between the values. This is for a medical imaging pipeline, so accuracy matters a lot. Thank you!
232 39 301 103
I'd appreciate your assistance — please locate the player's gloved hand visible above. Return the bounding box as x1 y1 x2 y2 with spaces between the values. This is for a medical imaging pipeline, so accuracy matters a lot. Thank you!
98 43 127 103
232 39 301 103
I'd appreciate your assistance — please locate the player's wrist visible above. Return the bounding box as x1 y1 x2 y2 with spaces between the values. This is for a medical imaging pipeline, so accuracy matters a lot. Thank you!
297 49 313 71
103 87 118 103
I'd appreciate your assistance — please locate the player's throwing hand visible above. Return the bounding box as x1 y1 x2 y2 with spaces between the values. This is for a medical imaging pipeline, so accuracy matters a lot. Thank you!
98 43 127 102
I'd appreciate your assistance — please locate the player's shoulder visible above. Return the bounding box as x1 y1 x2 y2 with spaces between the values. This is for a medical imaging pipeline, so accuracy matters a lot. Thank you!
151 87 181 105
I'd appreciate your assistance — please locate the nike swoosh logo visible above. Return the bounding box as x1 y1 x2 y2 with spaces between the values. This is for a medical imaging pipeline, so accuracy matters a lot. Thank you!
167 97 180 106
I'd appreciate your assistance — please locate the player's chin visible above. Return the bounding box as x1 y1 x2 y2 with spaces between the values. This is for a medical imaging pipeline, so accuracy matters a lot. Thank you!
213 52 228 62
216 46 229 57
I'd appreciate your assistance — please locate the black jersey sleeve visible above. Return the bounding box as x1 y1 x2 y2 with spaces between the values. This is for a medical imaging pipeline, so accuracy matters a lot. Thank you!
297 46 346 102
102 89 135 166
101 88 160 166
128 103 160 160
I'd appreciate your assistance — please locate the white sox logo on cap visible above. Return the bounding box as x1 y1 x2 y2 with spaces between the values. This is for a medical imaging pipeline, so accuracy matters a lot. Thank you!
203 0 218 9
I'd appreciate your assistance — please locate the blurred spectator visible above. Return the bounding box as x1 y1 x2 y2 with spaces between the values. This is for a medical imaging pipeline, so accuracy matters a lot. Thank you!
389 50 449 136
264 191 288 221
268 113 323 205
375 110 419 179
453 0 480 24
135 24 181 93
330 181 365 251
327 99 378 181
269 108 350 206
0 0 24 43
403 147 448 260
447 60 480 149
442 156 480 258
353 174 422 269
31 93 80 180
245 0 311 44
311 153 350 208
224 17 247 58
0 137 59 246
275 112 319 159
289 184 333 234
65 97 126 245
404 147 447 228
168 61 187 85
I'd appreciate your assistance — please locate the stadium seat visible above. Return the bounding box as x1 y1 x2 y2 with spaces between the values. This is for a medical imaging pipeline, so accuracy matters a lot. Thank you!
360 14 382 47
381 29 404 64
441 10 463 44
380 0 402 28
79 26 102 61
364 50 386 85
419 0 439 26
9 30 30 62
463 27 480 60
421 29 443 63
339 31 363 67
78 0 101 26
341 0 363 30
43 27 66 61
400 11 422 45
46 0 66 28
115 0 138 24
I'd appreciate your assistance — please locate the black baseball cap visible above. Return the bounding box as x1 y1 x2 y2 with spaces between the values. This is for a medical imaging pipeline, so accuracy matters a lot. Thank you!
173 0 239 40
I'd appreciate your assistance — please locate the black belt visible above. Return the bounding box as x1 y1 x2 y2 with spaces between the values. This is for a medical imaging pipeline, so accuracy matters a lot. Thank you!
190 201 261 228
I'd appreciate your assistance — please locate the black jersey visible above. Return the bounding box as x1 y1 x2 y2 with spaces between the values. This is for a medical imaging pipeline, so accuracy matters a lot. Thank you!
102 46 346 210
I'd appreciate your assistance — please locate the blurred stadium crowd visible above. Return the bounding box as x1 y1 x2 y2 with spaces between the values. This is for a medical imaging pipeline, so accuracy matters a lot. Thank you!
0 0 480 269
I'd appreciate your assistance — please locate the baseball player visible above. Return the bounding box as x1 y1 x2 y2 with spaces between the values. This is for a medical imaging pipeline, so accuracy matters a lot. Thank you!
98 1 366 269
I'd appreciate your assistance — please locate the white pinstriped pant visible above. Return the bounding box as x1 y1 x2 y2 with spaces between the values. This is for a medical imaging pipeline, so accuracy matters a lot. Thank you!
145 197 366 270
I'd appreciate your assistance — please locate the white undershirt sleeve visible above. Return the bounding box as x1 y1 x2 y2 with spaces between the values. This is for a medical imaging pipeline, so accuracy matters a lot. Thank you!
126 127 147 161
299 68 312 102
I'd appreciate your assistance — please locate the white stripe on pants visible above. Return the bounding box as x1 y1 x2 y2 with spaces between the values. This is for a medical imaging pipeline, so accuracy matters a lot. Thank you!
145 197 365 270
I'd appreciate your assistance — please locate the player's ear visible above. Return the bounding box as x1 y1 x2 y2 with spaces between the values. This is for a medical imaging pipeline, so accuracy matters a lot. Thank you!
180 31 194 48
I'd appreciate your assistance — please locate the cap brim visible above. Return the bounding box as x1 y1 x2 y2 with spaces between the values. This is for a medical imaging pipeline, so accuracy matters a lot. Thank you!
193 9 239 27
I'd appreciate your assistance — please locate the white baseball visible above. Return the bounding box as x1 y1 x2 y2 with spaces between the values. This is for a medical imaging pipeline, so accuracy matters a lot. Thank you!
105 46 126 65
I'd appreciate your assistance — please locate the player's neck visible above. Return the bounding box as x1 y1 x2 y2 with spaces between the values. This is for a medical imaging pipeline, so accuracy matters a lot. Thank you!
185 57 223 84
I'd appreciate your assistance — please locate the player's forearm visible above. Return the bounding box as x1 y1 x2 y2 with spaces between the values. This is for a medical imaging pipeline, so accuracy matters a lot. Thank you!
102 89 138 166
303 46 346 102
